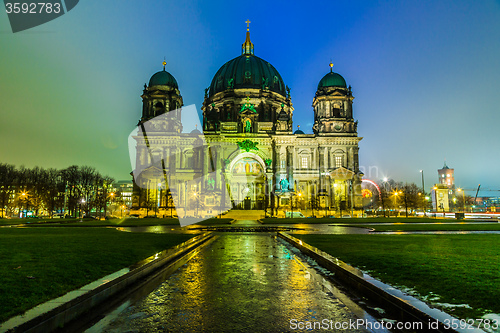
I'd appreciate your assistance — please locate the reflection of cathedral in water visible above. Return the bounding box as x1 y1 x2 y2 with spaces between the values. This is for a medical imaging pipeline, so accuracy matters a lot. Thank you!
131 25 363 216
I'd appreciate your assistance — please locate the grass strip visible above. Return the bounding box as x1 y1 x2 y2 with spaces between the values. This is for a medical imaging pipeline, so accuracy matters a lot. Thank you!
0 228 194 323
347 223 500 232
295 234 500 319
1 217 233 227
261 217 467 224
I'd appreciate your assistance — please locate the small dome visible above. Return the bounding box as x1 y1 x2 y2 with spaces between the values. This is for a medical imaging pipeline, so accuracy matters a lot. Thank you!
294 126 305 134
318 71 347 89
190 127 202 134
149 70 178 88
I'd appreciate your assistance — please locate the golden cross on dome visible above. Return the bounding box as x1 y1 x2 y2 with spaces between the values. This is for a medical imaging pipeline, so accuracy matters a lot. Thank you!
245 19 251 31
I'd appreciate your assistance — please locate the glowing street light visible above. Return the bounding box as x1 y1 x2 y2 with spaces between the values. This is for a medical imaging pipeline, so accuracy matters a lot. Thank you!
392 191 401 217
80 198 86 219
20 192 27 218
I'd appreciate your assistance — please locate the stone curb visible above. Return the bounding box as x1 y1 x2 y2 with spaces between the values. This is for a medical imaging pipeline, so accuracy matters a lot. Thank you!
1 232 213 333
278 232 467 333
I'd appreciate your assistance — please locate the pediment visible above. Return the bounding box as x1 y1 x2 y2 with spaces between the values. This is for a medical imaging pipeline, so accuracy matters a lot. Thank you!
240 109 257 116
135 164 164 180
328 167 355 179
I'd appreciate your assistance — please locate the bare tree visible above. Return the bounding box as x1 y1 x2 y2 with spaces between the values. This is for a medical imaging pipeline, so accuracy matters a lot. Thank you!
40 168 64 217
0 164 17 218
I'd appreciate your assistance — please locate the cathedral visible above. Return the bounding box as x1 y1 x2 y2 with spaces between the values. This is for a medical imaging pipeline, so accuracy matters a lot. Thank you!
130 25 363 218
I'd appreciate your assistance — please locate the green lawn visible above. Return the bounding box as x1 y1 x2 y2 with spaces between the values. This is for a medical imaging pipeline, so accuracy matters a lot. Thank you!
0 228 194 323
261 217 460 224
348 223 500 232
0 217 233 227
295 234 500 319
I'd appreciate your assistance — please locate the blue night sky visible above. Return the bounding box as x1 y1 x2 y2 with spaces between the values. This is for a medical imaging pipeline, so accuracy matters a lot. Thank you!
1 1 500 196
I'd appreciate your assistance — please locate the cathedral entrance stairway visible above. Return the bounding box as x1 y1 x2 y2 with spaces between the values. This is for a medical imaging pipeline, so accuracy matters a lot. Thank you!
223 209 264 221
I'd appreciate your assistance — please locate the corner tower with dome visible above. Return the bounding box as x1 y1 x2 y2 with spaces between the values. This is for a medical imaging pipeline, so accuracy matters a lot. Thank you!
130 24 363 217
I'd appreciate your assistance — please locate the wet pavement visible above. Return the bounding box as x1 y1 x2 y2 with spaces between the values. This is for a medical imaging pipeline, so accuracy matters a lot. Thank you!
90 234 375 332
116 224 371 235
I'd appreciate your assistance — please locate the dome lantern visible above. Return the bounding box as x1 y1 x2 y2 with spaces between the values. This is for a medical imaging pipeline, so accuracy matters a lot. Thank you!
242 19 254 55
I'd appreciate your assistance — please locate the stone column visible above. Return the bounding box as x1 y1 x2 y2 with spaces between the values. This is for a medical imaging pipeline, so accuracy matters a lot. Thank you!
202 145 209 190
354 147 359 172
318 146 323 171
287 146 294 190
274 144 281 188
323 147 328 172
170 147 178 175
349 147 354 171
312 148 316 170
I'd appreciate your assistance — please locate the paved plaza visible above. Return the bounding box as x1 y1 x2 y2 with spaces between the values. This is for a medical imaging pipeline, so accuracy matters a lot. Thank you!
93 233 374 333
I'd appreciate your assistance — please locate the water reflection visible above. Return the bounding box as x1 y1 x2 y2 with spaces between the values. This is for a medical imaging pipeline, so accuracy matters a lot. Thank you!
99 234 370 332
116 226 203 234
380 230 500 235
115 224 370 235
285 224 370 235
116 224 500 235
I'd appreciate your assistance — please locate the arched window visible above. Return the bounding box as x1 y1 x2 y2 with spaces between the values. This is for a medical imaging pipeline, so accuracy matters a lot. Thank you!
183 150 194 169
154 102 164 116
333 149 345 168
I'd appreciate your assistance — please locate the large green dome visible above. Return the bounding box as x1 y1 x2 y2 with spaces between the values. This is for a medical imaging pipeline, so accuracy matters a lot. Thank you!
318 71 347 89
149 69 178 88
209 54 286 97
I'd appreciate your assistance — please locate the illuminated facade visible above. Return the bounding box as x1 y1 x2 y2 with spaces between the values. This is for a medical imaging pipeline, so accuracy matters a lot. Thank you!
438 162 455 189
131 26 363 217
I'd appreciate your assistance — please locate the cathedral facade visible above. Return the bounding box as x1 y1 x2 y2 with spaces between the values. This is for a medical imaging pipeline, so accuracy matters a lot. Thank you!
130 27 363 218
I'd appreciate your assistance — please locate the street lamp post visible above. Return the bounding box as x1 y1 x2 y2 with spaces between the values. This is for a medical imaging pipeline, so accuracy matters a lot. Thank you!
157 183 162 218
80 198 86 220
324 190 327 218
109 192 115 218
264 180 268 219
298 192 303 216
350 176 355 217
420 170 426 216
457 188 465 213
393 191 399 217
382 178 389 218
22 192 26 217
193 192 199 217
